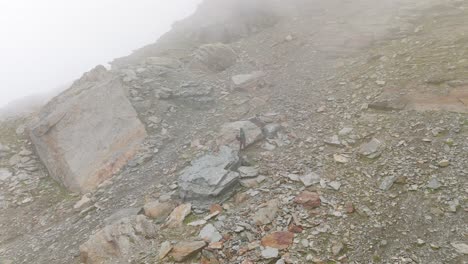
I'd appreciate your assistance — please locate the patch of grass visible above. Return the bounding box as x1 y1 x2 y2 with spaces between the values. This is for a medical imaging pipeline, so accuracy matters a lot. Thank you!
373 255 382 263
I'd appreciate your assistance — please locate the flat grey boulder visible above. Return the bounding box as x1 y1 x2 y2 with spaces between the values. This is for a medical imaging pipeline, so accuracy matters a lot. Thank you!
179 146 241 207
29 65 147 193
217 121 263 149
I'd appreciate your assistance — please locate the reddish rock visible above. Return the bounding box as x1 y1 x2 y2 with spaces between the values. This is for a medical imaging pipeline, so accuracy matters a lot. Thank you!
294 191 321 209
261 231 294 249
288 224 304 233
345 202 355 214
210 204 223 214
170 241 207 262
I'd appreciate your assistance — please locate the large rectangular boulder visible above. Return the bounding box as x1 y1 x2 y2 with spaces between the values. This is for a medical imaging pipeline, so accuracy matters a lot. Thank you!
29 66 147 193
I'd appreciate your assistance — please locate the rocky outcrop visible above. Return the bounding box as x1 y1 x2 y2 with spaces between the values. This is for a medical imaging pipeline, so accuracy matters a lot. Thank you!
178 146 241 207
29 66 147 193
79 215 158 264
109 0 280 69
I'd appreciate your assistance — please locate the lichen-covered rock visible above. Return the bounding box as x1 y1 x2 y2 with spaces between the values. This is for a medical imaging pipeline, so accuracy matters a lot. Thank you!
29 66 147 193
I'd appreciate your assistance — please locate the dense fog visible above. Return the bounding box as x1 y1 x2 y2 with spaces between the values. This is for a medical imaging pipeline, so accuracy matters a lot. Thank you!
0 0 201 109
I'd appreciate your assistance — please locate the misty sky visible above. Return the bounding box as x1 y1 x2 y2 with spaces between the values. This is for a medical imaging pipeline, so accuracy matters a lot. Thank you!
0 0 201 107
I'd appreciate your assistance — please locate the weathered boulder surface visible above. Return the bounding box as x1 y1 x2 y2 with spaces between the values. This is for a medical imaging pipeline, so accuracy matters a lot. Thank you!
179 146 241 207
217 121 263 148
79 215 158 264
29 65 147 193
189 43 237 72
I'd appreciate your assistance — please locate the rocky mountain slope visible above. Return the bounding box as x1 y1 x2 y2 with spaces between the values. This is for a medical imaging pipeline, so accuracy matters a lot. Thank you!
0 0 467 263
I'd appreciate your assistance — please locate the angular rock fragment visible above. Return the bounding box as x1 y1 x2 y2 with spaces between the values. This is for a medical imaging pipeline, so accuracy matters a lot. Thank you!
165 203 192 228
359 138 382 159
217 121 263 148
190 43 237 72
451 242 468 255
262 123 281 138
74 194 92 210
338 127 353 136
158 241 173 260
79 215 157 264
238 166 259 178
427 178 442 190
29 66 147 193
143 201 174 220
299 172 321 187
438 159 450 168
231 71 266 91
261 231 294 249
199 224 222 243
261 247 279 259
379 176 396 191
333 154 349 163
324 135 342 147
294 191 321 209
170 241 207 262
179 146 241 207
253 199 279 225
